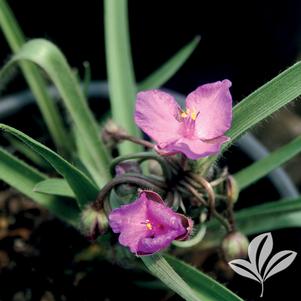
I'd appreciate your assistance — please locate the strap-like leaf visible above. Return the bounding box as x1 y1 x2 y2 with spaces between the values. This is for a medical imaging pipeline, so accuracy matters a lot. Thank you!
0 0 71 155
138 36 200 91
226 60 301 146
0 146 79 225
0 39 111 184
34 178 75 198
234 135 301 190
104 0 142 154
205 198 301 249
142 254 201 301
165 254 244 301
0 123 99 208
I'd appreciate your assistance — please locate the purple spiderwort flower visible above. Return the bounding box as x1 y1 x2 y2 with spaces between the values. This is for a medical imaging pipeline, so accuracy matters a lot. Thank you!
135 80 232 159
109 190 193 255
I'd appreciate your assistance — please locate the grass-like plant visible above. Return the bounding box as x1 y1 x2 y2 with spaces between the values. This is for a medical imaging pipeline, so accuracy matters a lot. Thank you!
0 1 301 300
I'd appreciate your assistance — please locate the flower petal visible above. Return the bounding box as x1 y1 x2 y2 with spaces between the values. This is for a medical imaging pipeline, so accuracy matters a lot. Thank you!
109 194 148 253
147 201 186 233
186 80 232 140
140 190 165 205
137 230 182 255
162 136 229 159
137 200 186 254
135 90 181 145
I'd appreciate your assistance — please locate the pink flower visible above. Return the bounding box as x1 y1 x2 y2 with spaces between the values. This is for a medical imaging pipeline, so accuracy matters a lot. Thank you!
109 190 193 256
135 80 232 159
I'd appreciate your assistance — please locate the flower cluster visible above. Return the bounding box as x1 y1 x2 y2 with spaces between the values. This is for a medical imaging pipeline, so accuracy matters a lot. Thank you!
108 80 233 255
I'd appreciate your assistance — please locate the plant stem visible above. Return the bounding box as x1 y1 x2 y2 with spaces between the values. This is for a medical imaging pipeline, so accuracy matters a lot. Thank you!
0 0 72 156
187 173 232 232
93 175 165 211
114 132 155 149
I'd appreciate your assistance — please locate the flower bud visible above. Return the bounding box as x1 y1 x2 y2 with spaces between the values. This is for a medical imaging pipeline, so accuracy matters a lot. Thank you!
226 175 239 204
81 206 109 241
148 160 163 176
101 119 126 147
221 231 249 262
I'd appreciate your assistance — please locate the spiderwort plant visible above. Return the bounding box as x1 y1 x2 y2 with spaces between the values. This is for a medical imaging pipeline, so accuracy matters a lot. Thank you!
1 1 301 300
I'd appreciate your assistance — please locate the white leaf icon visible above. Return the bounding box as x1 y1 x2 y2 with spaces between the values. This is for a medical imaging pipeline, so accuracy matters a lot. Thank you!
228 232 297 298
263 250 297 281
248 232 273 273
228 259 262 283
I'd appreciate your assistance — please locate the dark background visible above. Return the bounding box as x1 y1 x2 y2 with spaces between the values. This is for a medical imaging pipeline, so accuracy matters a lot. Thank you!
1 1 301 100
1 1 301 301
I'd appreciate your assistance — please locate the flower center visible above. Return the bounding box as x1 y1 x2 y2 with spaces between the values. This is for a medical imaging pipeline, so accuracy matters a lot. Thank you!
180 108 197 120
144 219 153 230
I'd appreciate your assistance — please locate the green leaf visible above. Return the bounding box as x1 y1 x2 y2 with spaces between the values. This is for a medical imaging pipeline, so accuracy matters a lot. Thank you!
205 198 301 249
5 135 50 169
0 146 79 225
236 198 301 235
104 0 142 154
165 254 243 301
226 60 301 147
141 254 202 301
138 36 200 91
0 123 99 208
234 135 301 190
0 38 111 184
0 0 71 155
74 126 105 187
34 178 75 198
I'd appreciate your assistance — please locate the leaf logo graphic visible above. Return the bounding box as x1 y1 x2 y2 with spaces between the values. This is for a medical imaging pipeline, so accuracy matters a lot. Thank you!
228 232 297 297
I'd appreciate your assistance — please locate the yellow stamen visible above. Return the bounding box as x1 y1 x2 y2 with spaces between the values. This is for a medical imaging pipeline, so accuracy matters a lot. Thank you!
180 108 197 120
191 111 197 120
146 220 153 230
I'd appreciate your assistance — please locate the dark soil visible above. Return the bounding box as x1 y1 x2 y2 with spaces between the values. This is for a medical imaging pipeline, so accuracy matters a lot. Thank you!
0 188 167 301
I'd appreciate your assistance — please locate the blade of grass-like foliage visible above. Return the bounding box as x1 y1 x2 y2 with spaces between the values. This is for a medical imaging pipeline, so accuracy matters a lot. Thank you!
104 0 142 154
138 36 200 91
142 254 202 301
74 126 105 188
236 198 301 235
204 198 301 250
0 0 71 155
0 146 79 225
225 60 301 148
234 135 301 190
164 254 243 301
34 178 75 198
0 39 111 183
5 135 50 169
0 123 99 208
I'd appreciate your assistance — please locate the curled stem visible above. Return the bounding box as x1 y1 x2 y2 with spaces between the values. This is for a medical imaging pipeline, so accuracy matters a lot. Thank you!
187 173 232 232
93 175 165 211
179 180 207 207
